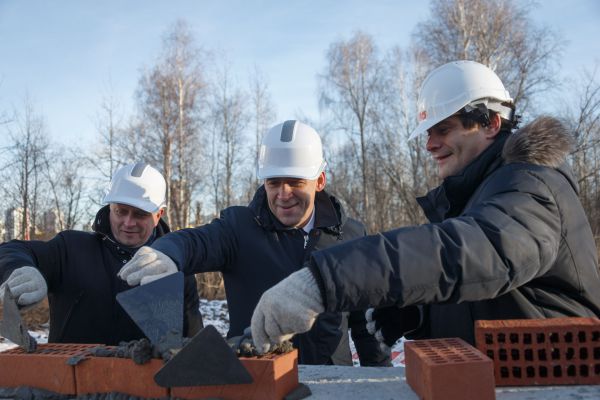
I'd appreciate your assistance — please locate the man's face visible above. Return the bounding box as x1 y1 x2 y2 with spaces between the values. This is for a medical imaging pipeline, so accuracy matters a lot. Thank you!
109 203 163 248
426 115 498 179
264 172 326 228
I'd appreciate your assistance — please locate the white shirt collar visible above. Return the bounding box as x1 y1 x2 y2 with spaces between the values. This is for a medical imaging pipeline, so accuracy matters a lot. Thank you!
302 208 316 234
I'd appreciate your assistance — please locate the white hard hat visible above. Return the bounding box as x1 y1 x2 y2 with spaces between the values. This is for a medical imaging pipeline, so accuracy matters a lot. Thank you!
102 162 166 213
257 120 327 180
409 60 514 140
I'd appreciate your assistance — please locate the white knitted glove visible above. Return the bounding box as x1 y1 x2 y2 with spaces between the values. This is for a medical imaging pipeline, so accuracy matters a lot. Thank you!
118 246 178 286
251 268 324 354
0 266 48 307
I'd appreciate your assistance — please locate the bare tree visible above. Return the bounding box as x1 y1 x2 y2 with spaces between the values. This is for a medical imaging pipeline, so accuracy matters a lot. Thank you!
248 65 276 195
134 20 208 230
94 91 125 181
1 97 49 239
208 60 250 213
562 66 600 236
320 31 388 231
43 148 87 231
413 0 563 112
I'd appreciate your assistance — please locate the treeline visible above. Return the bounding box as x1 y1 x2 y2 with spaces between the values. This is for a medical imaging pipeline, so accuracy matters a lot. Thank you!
1 0 599 245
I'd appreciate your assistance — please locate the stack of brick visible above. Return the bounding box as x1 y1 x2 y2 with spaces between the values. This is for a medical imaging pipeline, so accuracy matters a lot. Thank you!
475 317 600 386
0 344 299 400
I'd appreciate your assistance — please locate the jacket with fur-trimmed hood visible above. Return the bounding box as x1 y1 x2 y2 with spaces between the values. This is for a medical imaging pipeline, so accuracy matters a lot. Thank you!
309 116 600 344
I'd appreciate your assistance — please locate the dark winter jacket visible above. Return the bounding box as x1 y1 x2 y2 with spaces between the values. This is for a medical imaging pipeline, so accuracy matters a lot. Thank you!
0 206 203 345
151 187 391 366
308 116 600 344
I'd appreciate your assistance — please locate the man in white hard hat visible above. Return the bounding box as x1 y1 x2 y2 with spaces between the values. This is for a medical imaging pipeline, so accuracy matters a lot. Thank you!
118 121 391 366
0 162 203 345
248 60 600 354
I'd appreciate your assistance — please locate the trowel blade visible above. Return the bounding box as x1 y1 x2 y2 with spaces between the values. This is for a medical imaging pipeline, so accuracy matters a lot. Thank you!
116 272 184 346
154 325 253 387
0 287 37 352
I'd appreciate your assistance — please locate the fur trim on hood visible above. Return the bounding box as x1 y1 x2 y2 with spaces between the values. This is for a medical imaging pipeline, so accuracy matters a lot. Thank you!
502 116 573 168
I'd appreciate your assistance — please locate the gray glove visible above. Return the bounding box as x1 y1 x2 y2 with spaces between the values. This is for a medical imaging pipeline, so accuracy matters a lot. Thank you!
0 266 47 307
251 268 324 354
118 246 178 286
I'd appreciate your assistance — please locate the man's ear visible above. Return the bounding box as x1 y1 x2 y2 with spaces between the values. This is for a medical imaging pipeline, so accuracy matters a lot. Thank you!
316 172 326 192
155 208 165 224
485 113 502 139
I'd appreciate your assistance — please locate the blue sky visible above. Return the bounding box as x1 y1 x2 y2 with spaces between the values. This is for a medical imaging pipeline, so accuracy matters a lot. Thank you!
0 0 598 147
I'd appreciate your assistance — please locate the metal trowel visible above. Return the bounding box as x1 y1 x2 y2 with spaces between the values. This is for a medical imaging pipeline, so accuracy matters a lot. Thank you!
0 287 37 352
116 272 184 347
154 325 253 387
117 272 252 386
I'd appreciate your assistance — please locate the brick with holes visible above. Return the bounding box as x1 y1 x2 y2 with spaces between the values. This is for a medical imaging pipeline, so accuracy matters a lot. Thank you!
475 317 600 386
405 338 495 400
171 349 299 400
0 343 99 395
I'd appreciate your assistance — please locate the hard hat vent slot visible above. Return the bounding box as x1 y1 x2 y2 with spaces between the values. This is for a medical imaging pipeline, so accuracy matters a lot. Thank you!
280 120 296 142
131 162 149 177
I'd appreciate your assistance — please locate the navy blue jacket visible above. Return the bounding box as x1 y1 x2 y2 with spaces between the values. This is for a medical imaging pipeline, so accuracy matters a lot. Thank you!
0 206 202 345
152 187 391 366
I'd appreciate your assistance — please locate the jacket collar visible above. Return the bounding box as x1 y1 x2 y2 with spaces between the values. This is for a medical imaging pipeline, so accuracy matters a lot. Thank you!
417 131 509 222
249 185 344 236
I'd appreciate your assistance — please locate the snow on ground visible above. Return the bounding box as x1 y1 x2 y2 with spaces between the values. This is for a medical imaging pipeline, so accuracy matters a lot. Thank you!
1 299 405 367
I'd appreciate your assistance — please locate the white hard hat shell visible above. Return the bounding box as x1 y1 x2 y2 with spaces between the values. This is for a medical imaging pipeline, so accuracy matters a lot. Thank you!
409 60 513 140
257 120 327 180
102 163 167 213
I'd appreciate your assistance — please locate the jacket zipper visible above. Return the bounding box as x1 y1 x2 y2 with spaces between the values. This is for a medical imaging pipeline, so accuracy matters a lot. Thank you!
56 291 84 342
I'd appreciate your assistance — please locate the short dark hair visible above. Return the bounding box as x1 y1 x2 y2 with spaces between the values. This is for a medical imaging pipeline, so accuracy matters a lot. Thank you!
457 107 516 133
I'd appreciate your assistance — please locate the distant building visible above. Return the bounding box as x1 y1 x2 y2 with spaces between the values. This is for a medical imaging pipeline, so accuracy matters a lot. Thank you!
4 207 29 241
42 209 64 235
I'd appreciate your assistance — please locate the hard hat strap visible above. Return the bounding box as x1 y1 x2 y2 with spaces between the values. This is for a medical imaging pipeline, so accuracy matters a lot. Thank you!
462 100 520 129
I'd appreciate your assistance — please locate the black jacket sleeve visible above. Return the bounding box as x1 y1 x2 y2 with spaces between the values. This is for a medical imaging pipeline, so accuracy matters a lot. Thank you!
0 235 68 290
151 207 242 275
311 166 563 312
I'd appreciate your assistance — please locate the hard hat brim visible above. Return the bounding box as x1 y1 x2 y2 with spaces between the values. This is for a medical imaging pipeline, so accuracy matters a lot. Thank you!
102 195 164 214
408 118 441 141
257 161 326 180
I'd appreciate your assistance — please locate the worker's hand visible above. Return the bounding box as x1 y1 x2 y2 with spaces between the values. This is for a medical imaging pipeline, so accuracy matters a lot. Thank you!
365 305 421 351
118 246 178 286
0 266 48 308
251 268 324 354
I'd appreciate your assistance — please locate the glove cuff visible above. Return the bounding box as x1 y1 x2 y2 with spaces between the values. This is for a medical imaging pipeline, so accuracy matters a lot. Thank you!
292 267 325 315
402 305 423 337
305 259 327 310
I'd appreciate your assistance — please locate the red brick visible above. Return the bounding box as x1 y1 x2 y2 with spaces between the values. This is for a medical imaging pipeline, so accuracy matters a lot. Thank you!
405 338 495 400
171 349 299 400
475 317 600 386
75 351 168 398
0 343 98 395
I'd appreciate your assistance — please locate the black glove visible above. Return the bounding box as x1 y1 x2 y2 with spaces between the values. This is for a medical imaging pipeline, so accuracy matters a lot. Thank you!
365 305 421 348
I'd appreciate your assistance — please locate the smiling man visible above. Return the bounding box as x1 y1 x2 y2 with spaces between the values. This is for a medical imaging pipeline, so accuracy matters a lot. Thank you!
0 163 202 345
249 61 600 354
118 120 391 367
